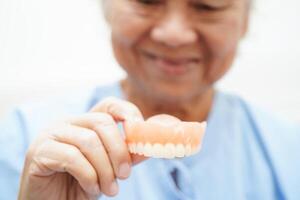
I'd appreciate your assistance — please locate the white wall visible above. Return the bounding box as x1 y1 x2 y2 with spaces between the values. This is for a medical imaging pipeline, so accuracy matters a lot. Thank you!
0 0 299 122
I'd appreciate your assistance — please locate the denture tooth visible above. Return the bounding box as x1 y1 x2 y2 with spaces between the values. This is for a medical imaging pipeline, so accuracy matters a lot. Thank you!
159 144 167 158
131 143 137 153
184 144 192 156
144 143 153 157
175 144 185 157
152 143 164 158
201 121 207 129
129 141 199 158
127 143 131 151
136 142 144 155
165 143 176 159
128 143 133 152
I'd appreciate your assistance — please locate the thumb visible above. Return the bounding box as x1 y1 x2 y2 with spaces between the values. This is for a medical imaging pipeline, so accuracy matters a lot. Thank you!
90 97 149 165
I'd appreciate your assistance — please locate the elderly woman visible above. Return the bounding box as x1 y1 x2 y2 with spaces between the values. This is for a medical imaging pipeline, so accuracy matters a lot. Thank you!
0 0 299 199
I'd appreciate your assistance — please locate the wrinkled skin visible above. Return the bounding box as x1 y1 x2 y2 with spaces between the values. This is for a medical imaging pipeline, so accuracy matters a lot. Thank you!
107 0 249 119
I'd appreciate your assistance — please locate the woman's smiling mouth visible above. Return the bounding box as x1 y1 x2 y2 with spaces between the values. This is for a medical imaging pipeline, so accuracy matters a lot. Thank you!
142 50 201 76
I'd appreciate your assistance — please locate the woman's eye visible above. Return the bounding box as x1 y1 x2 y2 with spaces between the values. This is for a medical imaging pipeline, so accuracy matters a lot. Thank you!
193 3 219 12
136 0 161 5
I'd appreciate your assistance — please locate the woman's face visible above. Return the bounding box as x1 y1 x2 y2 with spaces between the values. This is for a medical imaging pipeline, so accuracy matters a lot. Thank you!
106 0 249 101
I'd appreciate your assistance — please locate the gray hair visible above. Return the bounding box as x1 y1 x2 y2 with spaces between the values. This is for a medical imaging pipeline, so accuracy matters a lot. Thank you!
101 0 253 17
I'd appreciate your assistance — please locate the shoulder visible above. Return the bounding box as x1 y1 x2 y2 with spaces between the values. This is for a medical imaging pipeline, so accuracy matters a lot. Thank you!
217 91 300 197
217 91 300 147
216 91 299 131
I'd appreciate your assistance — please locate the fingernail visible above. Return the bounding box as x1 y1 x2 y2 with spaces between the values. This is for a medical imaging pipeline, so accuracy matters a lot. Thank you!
118 162 131 178
109 181 118 196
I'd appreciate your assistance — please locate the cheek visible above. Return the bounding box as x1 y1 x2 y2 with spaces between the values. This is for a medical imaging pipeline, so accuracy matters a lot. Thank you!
109 4 154 74
199 18 242 83
109 3 151 46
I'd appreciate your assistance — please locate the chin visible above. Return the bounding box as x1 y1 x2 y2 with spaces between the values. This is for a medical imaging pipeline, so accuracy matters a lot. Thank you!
146 82 204 103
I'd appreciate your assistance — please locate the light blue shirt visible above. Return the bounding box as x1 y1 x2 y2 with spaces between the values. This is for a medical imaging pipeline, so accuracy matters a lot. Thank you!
1 82 300 200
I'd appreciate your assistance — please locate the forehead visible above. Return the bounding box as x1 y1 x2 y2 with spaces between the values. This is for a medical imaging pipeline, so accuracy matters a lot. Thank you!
105 0 249 13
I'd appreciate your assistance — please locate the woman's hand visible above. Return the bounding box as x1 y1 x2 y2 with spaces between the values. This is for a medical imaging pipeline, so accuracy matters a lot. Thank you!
18 97 146 200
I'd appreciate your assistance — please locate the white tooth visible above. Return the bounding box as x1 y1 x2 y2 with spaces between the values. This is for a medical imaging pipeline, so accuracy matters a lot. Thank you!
201 122 207 129
152 143 164 158
159 144 167 158
131 143 137 153
129 142 198 158
144 143 153 157
164 143 176 159
175 144 185 157
128 143 133 152
136 142 144 155
127 143 131 151
185 144 192 156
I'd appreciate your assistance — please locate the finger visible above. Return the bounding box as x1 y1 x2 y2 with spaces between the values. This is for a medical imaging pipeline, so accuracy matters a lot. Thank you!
31 140 100 196
89 97 149 166
131 154 147 165
90 97 144 122
48 124 118 197
67 113 132 180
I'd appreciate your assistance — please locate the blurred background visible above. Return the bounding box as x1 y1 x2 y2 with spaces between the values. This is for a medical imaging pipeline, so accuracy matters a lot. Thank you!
0 0 299 122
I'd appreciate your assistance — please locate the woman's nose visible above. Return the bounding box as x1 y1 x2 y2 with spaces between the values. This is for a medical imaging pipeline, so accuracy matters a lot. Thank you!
151 13 197 47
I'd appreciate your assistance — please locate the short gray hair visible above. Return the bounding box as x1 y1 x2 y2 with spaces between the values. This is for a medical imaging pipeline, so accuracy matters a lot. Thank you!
101 0 253 17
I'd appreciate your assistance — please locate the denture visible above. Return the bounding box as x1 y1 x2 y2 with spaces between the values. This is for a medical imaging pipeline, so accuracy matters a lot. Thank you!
124 114 206 159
